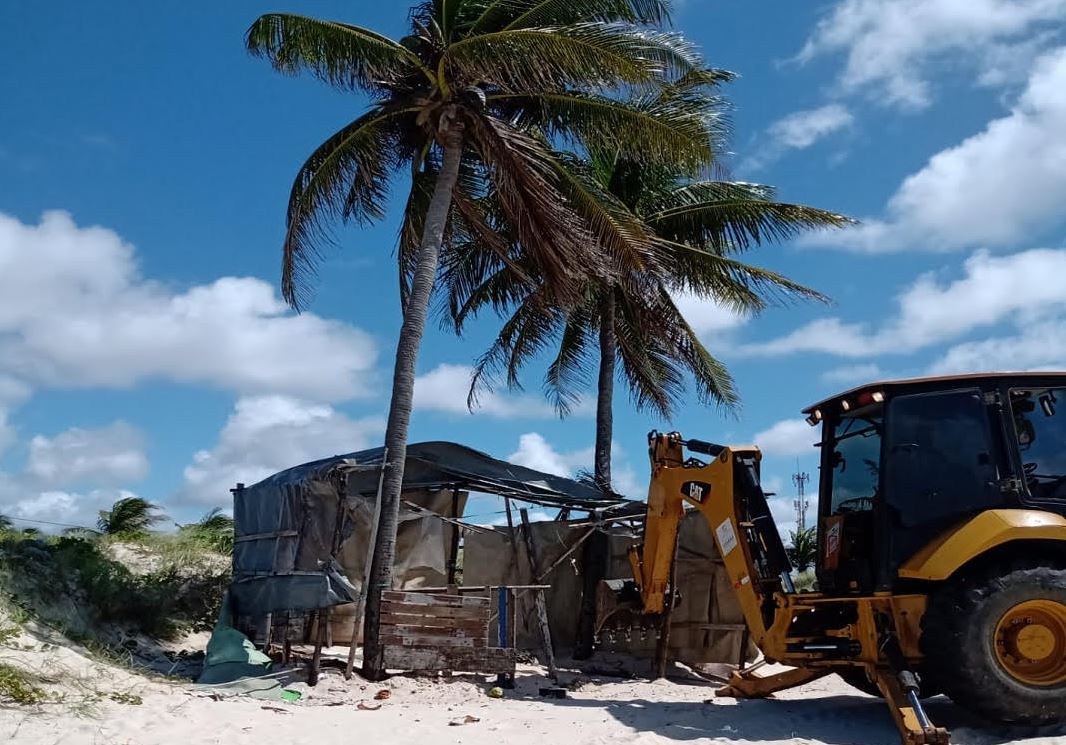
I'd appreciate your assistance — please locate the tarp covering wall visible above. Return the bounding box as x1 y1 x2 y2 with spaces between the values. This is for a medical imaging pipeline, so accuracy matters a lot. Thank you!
230 441 633 623
463 511 755 665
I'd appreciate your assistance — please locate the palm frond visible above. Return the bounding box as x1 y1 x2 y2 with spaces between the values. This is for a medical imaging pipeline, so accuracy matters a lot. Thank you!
503 0 672 30
446 24 697 91
246 14 429 89
467 284 562 408
96 497 164 537
651 286 738 408
491 90 711 166
655 237 827 310
544 300 596 415
647 181 855 254
466 115 603 304
612 285 684 417
281 106 415 308
545 151 658 275
467 0 670 35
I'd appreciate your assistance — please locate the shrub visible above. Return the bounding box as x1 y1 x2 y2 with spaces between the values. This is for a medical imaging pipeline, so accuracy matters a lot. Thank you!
0 663 47 705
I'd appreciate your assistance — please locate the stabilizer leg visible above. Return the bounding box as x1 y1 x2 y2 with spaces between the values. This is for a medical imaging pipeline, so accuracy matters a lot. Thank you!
872 667 950 745
716 662 828 699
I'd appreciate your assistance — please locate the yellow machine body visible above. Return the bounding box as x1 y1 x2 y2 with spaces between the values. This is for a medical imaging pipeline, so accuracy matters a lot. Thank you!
622 432 1066 744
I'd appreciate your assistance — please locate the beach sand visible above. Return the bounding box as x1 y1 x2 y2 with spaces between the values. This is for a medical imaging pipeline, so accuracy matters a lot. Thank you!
4 632 1064 745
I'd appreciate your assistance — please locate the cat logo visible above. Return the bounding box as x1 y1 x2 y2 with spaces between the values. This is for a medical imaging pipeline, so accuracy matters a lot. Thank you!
681 480 712 503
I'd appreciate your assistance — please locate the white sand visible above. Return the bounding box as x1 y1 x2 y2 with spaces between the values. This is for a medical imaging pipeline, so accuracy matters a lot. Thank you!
3 636 1065 745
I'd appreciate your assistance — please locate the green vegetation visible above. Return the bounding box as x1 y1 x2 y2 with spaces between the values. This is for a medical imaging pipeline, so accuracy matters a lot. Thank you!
0 531 228 642
787 526 818 573
96 497 165 538
178 508 235 554
0 662 47 706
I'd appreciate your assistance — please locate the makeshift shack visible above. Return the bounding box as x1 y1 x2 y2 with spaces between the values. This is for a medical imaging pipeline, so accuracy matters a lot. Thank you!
228 441 753 674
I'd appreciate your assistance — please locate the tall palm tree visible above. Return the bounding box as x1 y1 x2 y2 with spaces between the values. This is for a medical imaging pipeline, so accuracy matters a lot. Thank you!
450 73 852 491
246 0 713 678
97 497 164 537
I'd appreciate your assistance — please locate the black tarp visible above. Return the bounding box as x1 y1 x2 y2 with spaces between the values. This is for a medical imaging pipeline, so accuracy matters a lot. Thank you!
230 441 637 619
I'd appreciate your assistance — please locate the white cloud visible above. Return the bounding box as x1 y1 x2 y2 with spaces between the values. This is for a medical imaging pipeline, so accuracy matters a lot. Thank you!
0 210 378 402
415 363 566 419
931 319 1066 374
796 0 1066 110
670 293 750 337
752 419 817 458
180 395 384 507
807 46 1066 253
744 247 1066 358
508 433 591 477
26 422 149 486
744 104 855 171
0 419 152 530
505 433 644 497
821 363 884 387
769 105 855 150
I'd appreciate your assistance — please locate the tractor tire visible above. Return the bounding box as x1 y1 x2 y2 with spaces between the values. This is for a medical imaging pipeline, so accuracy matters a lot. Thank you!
837 668 882 697
921 562 1066 725
838 668 940 699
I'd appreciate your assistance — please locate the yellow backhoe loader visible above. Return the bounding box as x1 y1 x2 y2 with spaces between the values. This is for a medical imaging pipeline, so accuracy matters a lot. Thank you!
600 373 1066 744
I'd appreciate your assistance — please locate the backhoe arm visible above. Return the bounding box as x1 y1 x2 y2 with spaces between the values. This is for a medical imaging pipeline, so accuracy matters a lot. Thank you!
629 431 793 649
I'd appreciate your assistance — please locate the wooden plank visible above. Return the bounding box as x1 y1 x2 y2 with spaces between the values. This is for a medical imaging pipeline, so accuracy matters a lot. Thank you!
380 634 483 648
383 645 516 674
380 603 488 621
381 622 487 637
382 591 488 608
380 614 488 632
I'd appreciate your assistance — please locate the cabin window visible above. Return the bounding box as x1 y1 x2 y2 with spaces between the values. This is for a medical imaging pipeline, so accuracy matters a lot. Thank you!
1011 388 1066 502
883 388 999 525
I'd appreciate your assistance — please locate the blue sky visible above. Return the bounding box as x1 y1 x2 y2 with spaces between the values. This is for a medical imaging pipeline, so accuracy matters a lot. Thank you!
2 0 1066 532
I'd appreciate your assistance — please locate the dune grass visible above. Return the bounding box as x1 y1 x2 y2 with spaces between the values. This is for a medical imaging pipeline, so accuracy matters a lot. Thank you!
0 530 229 642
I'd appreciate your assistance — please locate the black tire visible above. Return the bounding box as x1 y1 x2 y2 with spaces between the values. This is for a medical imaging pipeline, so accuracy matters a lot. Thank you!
922 562 1066 725
837 668 882 697
838 668 940 699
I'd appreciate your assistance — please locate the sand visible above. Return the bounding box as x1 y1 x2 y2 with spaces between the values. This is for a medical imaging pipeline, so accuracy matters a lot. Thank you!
3 635 1065 745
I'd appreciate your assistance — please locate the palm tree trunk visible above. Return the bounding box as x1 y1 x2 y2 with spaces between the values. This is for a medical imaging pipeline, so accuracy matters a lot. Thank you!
362 117 465 680
594 289 616 490
576 290 616 659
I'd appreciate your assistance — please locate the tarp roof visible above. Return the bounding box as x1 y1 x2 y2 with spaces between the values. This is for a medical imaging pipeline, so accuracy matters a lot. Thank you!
252 441 640 514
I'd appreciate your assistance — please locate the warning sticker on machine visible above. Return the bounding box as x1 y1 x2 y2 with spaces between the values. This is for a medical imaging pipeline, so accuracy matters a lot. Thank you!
715 518 738 556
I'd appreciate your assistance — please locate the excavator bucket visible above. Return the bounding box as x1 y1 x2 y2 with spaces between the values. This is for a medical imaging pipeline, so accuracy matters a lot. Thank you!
593 579 652 641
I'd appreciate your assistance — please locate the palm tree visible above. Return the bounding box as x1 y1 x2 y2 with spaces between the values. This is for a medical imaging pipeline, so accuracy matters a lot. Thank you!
788 526 817 572
180 508 235 554
96 497 164 537
246 0 712 678
450 73 852 491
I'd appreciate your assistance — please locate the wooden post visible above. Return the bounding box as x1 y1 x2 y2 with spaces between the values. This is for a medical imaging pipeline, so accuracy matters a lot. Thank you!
495 586 514 688
575 511 608 660
447 487 461 585
653 531 681 679
519 508 557 681
309 608 329 686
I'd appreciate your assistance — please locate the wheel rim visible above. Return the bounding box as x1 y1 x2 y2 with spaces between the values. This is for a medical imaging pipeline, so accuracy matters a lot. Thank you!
994 599 1066 686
